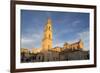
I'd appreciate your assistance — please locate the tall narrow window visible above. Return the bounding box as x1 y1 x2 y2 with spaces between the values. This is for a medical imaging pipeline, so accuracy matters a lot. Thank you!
48 45 50 49
49 26 50 30
49 34 51 39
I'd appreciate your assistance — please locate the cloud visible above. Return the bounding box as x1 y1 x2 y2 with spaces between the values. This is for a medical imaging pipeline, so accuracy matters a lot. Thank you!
21 37 33 44
53 42 64 48
21 29 43 49
21 37 34 49
77 31 90 50
78 31 89 40
67 39 79 44
71 20 81 26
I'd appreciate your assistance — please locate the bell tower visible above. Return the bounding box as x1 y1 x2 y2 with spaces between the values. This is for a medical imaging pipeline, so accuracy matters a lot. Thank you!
42 18 53 51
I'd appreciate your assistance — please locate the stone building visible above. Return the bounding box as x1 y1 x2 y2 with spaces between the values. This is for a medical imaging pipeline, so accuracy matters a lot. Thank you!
31 48 42 54
59 50 89 61
63 39 84 51
21 48 30 57
21 18 89 62
21 48 29 53
21 48 30 62
49 47 62 52
42 18 53 51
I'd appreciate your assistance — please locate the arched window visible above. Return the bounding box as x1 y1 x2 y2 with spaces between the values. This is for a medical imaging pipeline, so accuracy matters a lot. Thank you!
48 45 50 49
49 34 51 39
48 26 50 30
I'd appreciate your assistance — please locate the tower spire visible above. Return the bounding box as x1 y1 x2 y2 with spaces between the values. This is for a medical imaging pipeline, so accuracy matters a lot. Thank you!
47 17 52 24
42 17 53 51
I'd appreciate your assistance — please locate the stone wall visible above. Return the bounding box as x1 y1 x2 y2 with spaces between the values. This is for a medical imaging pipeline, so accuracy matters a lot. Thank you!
21 50 89 63
60 50 89 61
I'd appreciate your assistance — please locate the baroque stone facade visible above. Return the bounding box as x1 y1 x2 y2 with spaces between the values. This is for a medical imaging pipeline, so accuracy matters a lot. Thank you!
63 39 84 51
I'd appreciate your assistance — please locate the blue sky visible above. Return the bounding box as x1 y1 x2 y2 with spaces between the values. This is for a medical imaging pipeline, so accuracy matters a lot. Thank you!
21 10 90 50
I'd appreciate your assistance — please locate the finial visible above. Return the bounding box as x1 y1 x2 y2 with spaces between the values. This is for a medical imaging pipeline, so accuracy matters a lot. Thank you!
47 17 52 24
